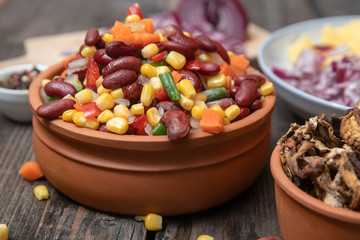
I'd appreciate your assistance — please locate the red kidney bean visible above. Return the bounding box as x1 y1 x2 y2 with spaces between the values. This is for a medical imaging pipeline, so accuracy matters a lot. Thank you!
36 99 76 119
230 86 240 97
124 80 143 102
206 98 236 110
156 101 181 112
195 34 217 52
99 124 110 133
94 49 113 66
44 81 77 98
213 40 230 64
233 107 250 122
84 28 100 46
250 99 262 111
53 77 64 81
197 61 220 76
102 69 137 90
105 41 143 58
234 74 266 87
95 34 106 49
156 41 195 60
162 109 190 141
102 56 142 77
176 69 202 92
235 80 258 107
163 24 200 51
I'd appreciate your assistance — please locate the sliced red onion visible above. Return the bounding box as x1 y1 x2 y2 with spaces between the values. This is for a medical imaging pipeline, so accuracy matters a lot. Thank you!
67 58 88 68
114 98 130 106
64 74 80 85
190 117 200 128
145 123 154 136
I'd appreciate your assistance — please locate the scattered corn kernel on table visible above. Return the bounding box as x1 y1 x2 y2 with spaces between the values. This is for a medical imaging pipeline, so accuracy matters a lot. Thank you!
0 0 358 239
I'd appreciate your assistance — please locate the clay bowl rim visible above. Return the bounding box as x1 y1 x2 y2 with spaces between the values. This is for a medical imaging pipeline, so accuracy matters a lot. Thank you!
29 62 276 147
270 145 360 224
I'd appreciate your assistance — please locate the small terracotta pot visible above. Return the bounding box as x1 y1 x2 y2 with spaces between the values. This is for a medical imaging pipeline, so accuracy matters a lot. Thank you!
270 145 360 240
29 62 276 216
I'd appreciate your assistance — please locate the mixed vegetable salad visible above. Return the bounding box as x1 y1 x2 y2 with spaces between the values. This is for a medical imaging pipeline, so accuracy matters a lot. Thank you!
36 2 274 141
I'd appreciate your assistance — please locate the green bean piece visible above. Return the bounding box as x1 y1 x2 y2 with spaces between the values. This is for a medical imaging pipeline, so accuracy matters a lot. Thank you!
158 71 181 101
152 123 167 135
202 87 227 102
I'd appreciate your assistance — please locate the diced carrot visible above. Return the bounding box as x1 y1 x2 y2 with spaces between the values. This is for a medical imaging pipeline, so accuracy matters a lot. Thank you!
141 18 154 33
230 54 249 71
60 69 67 78
224 75 232 90
74 103 83 112
141 33 160 45
110 20 125 35
133 32 144 44
200 108 224 134
18 161 44 181
62 55 78 69
171 70 182 83
220 62 235 78
113 26 136 43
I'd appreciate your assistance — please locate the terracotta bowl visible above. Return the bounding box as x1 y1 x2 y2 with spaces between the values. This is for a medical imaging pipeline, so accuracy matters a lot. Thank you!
270 145 360 240
29 62 276 216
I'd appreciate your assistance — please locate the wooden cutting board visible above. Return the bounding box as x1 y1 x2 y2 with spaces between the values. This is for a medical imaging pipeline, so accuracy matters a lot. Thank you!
0 23 269 68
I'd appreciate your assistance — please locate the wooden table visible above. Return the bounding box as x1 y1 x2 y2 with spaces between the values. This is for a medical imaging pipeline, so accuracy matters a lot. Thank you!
0 0 357 239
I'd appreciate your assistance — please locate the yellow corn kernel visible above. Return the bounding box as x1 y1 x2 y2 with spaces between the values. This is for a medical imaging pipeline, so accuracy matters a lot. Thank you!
158 32 167 42
146 107 161 127
141 43 159 58
207 73 226 88
197 52 212 62
96 76 104 88
125 14 141 23
75 89 93 104
225 104 241 121
142 213 163 231
227 50 235 60
62 109 77 122
178 79 196 98
62 94 76 101
149 77 163 90
211 104 225 118
192 93 207 102
191 105 205 120
106 117 128 134
41 79 51 88
140 84 155 107
141 64 158 79
97 109 115 123
131 103 144 115
102 33 113 43
223 117 231 125
0 224 8 240
194 100 207 108
111 88 124 99
85 118 100 130
166 51 186 70
179 94 194 111
95 93 115 111
81 46 97 57
97 85 111 95
34 185 49 201
197 235 214 240
72 111 87 127
260 82 274 96
183 31 190 37
156 66 170 76
114 104 131 118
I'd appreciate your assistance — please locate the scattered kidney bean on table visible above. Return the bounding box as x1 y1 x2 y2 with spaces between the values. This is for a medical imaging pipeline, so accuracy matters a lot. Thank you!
36 2 274 141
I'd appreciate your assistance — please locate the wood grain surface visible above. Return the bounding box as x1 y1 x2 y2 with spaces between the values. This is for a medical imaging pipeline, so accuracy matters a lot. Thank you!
0 0 358 239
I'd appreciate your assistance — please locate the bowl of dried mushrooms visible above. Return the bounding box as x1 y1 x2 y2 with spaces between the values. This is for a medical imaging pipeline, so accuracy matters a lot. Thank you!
270 101 360 240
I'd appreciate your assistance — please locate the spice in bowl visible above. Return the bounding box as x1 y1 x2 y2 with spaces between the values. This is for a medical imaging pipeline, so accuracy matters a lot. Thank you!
0 66 40 90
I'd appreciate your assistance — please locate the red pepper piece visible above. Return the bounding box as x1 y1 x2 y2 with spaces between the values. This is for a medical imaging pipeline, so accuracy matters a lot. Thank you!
130 114 149 135
85 55 100 88
155 88 170 101
82 102 102 119
184 60 202 71
127 2 144 19
150 51 166 62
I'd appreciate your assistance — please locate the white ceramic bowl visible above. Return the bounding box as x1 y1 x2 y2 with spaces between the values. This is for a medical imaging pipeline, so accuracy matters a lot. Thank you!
258 15 360 119
0 64 47 122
